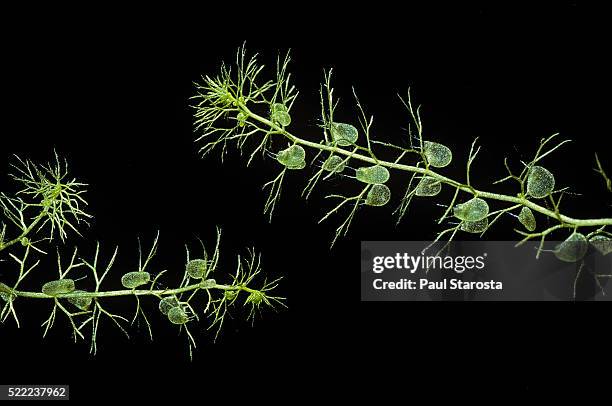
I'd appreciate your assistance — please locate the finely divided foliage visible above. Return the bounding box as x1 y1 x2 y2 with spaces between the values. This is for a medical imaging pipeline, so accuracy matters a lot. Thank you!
192 46 612 290
0 154 284 358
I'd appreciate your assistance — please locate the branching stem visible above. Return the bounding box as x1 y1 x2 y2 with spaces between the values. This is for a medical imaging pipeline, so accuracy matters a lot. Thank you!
9 281 259 300
0 209 47 252
239 104 612 228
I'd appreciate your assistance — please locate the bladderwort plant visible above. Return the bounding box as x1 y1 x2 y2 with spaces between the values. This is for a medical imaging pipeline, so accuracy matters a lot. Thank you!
192 46 612 293
0 153 284 358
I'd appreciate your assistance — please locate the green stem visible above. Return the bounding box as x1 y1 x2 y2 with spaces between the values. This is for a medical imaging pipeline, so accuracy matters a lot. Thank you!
7 281 258 300
0 209 47 252
241 105 612 228
11 281 258 299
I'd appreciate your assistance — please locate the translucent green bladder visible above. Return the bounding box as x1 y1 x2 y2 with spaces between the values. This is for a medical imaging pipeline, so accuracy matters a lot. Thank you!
527 166 555 199
453 197 489 222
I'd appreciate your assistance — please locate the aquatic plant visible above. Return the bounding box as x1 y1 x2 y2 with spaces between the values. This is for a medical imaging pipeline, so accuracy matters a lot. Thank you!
0 154 284 358
192 46 612 255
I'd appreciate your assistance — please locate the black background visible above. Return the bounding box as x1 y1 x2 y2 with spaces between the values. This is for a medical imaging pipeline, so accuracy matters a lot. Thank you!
1 2 610 398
